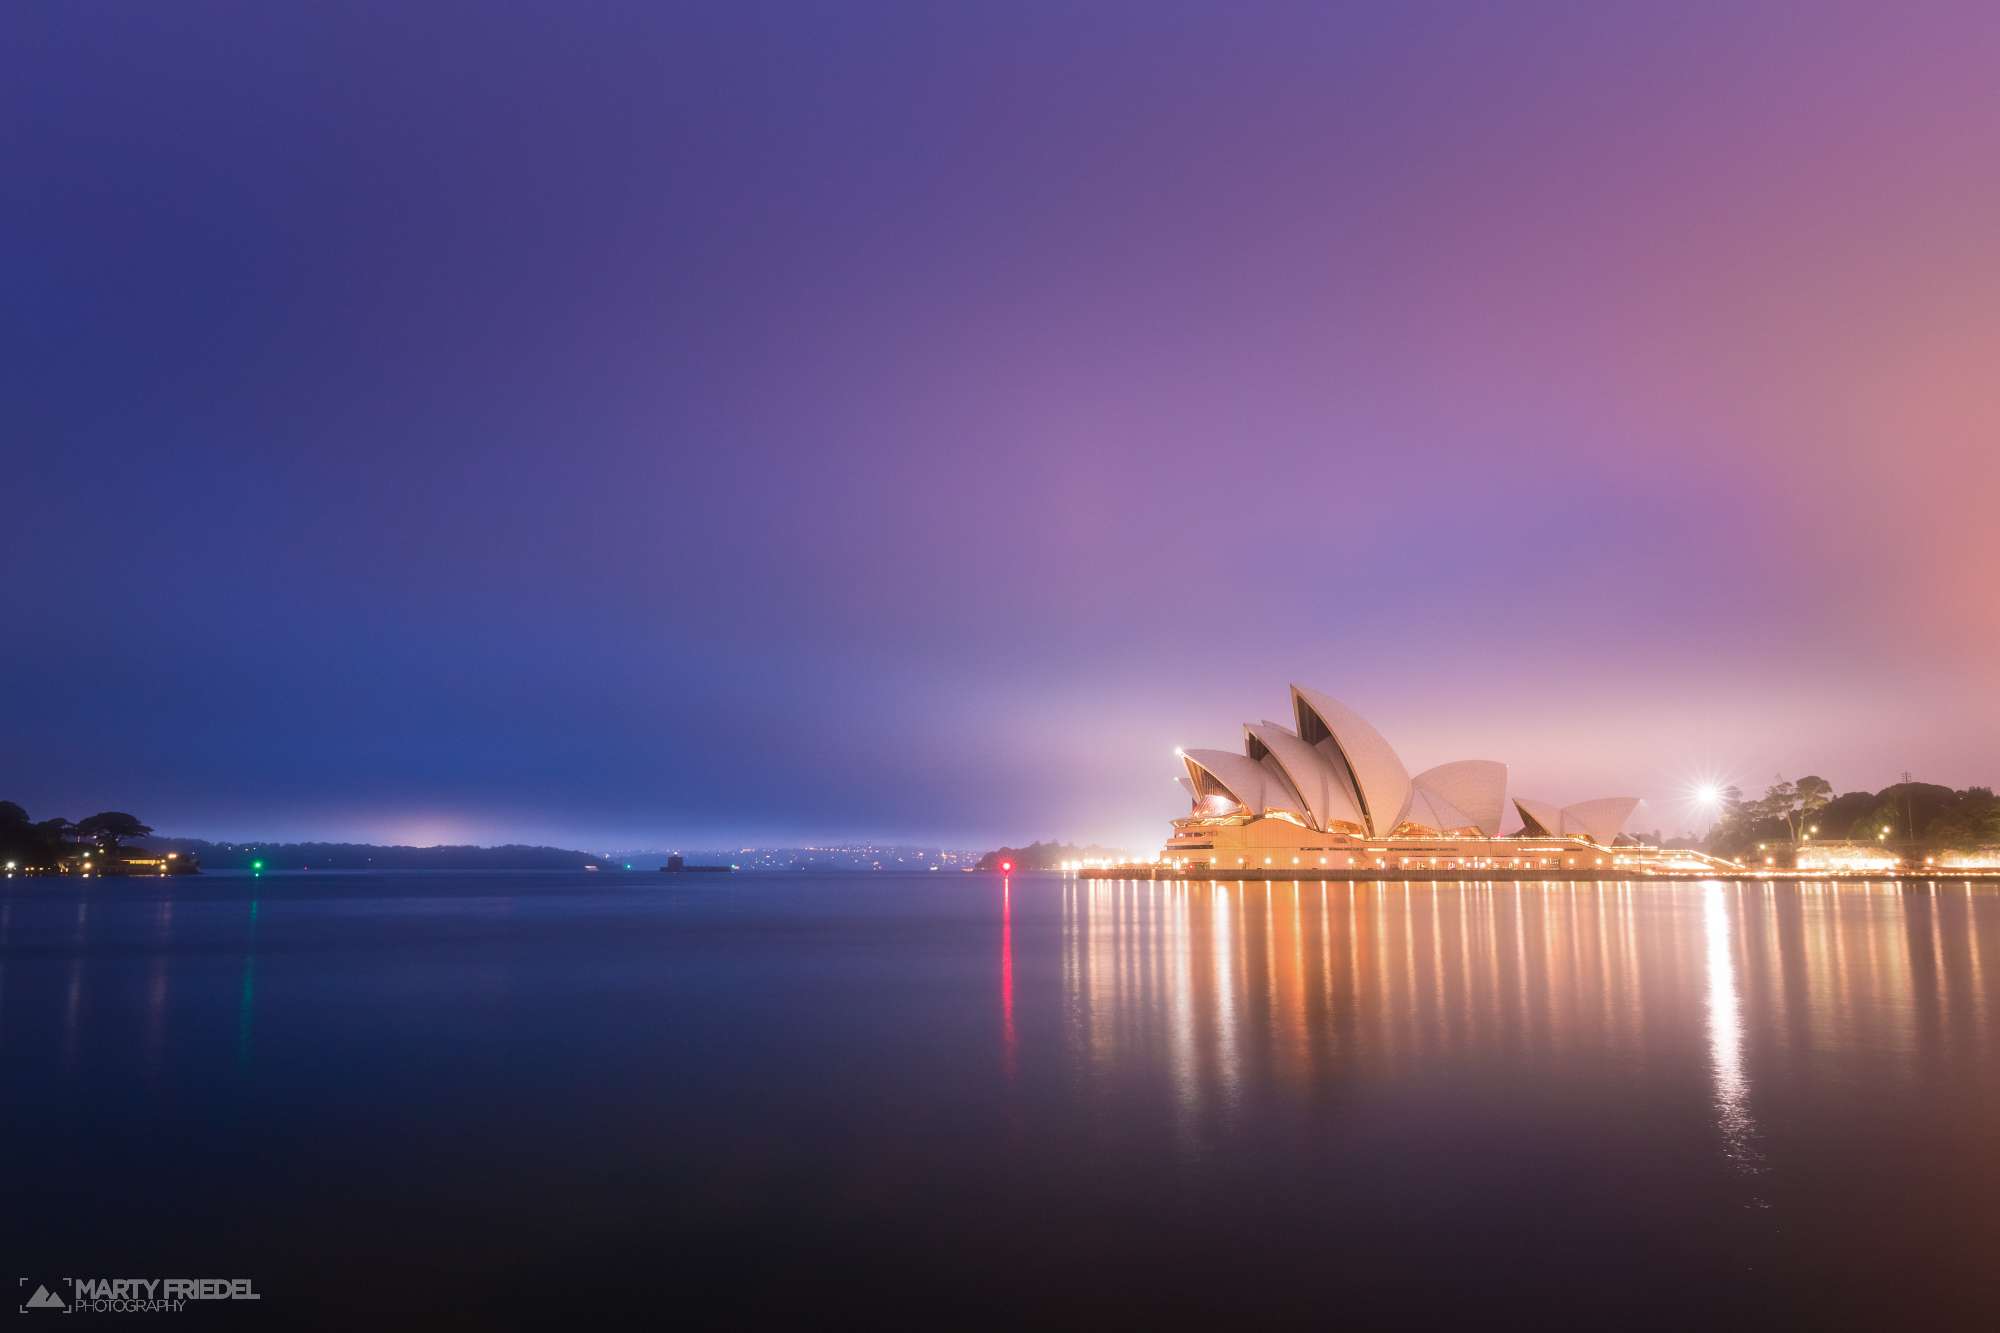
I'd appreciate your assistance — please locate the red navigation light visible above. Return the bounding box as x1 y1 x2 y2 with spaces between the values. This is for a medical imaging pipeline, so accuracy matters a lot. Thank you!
1000 860 1013 874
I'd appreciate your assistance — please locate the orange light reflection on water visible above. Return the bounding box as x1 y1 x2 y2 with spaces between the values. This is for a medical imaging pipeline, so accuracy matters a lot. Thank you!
1055 878 1994 1176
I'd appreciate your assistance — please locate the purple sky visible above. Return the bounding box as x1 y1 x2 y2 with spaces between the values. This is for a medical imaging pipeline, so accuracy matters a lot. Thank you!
8 2 1998 850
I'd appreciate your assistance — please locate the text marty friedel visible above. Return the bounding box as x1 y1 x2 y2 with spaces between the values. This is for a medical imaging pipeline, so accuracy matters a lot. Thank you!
20 1277 260 1314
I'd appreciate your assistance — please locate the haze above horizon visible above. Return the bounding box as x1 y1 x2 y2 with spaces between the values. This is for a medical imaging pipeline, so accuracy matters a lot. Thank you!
9 2 1997 852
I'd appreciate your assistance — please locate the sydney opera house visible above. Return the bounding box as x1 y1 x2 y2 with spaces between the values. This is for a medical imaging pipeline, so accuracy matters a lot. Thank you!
1162 685 1651 874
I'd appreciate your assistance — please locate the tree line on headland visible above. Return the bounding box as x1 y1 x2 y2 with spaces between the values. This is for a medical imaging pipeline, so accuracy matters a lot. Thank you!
1 802 155 871
1704 778 2000 858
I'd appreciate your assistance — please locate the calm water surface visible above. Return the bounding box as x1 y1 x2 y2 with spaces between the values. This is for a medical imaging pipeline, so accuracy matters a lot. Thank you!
4 872 1996 1327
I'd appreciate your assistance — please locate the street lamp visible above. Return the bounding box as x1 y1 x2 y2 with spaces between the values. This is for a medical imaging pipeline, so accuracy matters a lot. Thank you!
1693 784 1723 841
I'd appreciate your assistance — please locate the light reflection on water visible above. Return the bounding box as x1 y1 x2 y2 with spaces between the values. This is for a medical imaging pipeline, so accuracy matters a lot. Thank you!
1702 883 1762 1188
1056 877 1992 1176
999 879 1014 1080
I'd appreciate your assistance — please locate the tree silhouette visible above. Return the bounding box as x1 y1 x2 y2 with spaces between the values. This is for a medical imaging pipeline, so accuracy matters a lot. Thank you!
75 811 153 855
1794 776 1833 835
0 808 76 870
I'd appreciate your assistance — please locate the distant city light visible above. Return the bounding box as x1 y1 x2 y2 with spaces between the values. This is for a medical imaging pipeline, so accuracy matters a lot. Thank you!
1000 860 1013 873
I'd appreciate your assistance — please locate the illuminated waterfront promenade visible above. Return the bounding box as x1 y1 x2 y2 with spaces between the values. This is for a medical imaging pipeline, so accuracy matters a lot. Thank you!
1078 863 2000 883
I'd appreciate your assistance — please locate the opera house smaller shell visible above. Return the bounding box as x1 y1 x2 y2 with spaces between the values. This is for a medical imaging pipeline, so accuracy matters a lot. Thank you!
1511 796 1643 847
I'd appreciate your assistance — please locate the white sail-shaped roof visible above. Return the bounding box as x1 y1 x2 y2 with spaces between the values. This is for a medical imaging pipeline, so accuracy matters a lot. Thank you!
1172 685 1634 845
1411 761 1507 837
1181 749 1308 822
1290 686 1411 837
1512 795 1638 844
1400 784 1478 834
1560 797 1639 846
1513 798 1563 837
1244 722 1366 832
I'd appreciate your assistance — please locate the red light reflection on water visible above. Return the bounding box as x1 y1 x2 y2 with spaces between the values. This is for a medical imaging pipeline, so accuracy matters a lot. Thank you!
1001 878 1016 1080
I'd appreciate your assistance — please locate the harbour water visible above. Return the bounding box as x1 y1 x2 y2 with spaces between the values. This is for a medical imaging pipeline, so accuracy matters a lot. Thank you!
4 872 1995 1326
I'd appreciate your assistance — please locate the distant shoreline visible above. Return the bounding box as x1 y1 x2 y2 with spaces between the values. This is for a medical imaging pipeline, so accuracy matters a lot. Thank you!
130 839 980 875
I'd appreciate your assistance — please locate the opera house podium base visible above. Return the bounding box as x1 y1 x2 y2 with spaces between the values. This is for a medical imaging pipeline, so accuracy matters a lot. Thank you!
1083 861 1738 883
1099 830 1739 881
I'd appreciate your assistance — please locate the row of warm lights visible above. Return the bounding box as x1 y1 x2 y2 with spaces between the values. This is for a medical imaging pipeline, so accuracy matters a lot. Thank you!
1079 851 1994 877
5 851 182 878
1085 876 1993 892
1793 852 1902 872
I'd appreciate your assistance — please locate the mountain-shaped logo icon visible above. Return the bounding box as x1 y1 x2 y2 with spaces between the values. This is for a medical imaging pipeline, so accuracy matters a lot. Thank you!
22 1282 68 1310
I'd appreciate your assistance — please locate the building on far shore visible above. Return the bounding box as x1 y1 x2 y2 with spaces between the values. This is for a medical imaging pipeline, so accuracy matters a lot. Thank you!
1157 684 1707 875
